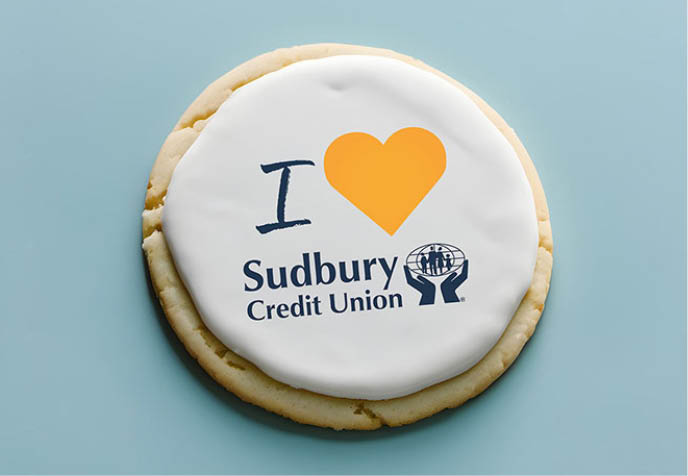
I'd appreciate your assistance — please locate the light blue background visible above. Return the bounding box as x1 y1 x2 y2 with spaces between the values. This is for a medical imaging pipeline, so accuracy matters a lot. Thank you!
0 0 685 474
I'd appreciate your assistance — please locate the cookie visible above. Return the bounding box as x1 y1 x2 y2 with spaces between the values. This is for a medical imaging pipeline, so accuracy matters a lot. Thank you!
142 43 553 430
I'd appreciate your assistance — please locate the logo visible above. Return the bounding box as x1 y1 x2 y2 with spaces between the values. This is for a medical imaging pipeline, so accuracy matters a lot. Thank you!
242 243 469 321
404 243 468 305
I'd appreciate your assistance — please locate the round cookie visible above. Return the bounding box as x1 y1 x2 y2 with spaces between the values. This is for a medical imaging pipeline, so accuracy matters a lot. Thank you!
142 43 553 429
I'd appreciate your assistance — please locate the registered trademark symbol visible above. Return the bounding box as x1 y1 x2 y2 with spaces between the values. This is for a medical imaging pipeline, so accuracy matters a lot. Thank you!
460 297 466 302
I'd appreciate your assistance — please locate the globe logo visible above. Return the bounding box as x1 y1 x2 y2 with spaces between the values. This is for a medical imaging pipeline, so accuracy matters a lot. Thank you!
406 243 465 278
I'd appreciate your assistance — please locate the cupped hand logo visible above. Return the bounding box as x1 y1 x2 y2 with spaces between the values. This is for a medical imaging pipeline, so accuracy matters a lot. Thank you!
404 243 469 305
404 261 468 305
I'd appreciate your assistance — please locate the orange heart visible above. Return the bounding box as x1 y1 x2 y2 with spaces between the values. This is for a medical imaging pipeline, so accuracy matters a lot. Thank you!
324 127 446 235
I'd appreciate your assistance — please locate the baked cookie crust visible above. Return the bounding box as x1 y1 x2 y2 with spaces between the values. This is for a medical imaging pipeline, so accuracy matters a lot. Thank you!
142 43 553 430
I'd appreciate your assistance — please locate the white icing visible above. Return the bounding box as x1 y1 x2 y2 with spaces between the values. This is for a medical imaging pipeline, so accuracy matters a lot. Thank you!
163 55 538 400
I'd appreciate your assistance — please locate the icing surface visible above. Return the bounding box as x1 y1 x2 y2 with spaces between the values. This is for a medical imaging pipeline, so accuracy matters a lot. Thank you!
163 55 538 400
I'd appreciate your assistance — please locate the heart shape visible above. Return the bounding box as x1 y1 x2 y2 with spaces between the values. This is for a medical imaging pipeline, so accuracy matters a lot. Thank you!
324 127 446 235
